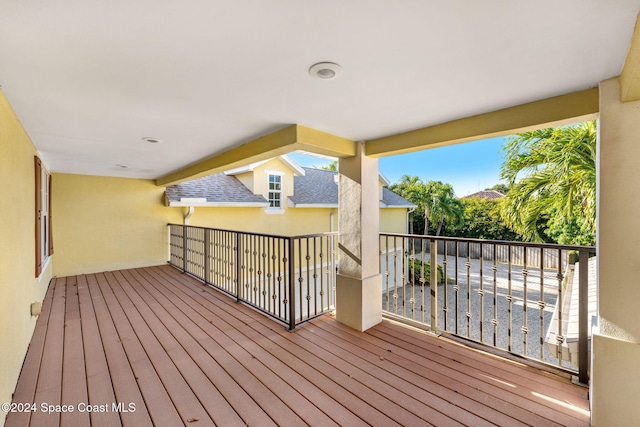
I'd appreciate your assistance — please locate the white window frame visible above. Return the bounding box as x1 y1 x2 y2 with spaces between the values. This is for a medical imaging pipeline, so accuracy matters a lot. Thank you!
35 156 52 277
265 171 284 214
40 168 50 263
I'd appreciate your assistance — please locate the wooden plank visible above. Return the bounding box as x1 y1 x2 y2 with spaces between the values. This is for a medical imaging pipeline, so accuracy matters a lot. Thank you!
142 268 377 427
9 265 591 427
159 264 590 425
77 273 121 427
60 275 90 427
79 273 138 427
100 271 213 426
312 318 536 426
129 267 278 427
92 272 184 427
377 320 590 410
140 267 315 426
162 266 588 423
159 267 445 426
114 269 247 427
5 277 56 427
319 317 589 426
203 291 448 426
30 276 66 427
381 319 589 401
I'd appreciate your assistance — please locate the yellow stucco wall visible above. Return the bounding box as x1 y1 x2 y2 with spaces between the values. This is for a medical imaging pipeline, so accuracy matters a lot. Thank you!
187 207 336 235
52 174 182 277
183 206 407 236
380 208 409 234
0 92 53 424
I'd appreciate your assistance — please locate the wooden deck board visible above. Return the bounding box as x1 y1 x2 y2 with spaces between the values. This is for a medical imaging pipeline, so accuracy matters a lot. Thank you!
101 271 213 426
78 275 151 426
76 274 125 427
8 265 591 427
150 267 398 427
114 269 248 427
29 276 66 427
60 275 90 427
158 267 451 426
370 321 591 422
6 276 56 427
127 268 280 427
92 272 184 427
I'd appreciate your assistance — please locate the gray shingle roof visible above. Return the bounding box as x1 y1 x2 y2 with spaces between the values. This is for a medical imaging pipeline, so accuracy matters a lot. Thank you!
381 187 416 207
165 173 267 204
290 167 415 208
463 190 505 200
289 168 338 205
166 166 415 208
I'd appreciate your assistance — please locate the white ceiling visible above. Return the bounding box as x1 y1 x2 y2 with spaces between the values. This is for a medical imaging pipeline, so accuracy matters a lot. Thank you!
1 1 639 179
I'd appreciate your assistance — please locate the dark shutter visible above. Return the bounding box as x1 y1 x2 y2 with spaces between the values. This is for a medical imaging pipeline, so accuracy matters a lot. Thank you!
48 173 53 255
35 156 42 276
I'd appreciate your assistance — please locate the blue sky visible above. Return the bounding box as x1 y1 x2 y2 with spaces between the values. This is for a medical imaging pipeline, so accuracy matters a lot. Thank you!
288 136 508 197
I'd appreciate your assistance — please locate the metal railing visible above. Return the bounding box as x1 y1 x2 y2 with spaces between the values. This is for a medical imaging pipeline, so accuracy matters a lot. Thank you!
169 224 337 330
380 233 596 383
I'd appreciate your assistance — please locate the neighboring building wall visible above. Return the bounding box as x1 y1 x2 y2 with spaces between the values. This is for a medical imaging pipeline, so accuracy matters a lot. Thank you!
52 174 182 277
380 208 410 234
0 92 53 424
185 207 408 236
591 77 640 426
187 207 336 235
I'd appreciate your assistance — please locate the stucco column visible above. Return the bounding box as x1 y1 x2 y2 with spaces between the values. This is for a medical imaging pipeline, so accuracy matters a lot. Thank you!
591 77 640 426
336 142 382 331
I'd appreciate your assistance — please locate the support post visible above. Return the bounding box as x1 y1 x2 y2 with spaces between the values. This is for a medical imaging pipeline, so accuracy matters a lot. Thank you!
578 249 588 384
288 237 296 331
430 239 438 332
204 229 210 285
182 225 188 273
236 233 242 302
335 142 382 332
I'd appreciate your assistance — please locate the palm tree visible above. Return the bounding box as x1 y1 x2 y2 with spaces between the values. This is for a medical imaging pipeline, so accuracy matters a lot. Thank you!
425 181 464 236
390 176 463 236
500 121 596 243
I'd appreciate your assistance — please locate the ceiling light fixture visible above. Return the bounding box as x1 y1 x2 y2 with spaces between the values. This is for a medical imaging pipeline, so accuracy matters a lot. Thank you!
309 62 343 80
142 137 163 144
117 164 129 169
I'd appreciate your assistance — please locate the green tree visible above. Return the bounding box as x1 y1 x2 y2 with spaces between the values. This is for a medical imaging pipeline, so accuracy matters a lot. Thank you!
447 197 521 241
427 181 464 236
500 121 596 244
319 161 338 171
390 176 463 235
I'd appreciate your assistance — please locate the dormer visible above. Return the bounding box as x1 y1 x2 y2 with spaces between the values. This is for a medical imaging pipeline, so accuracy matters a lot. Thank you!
225 155 305 213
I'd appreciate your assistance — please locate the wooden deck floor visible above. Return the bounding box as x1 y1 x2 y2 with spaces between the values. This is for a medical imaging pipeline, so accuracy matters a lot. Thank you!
7 265 590 426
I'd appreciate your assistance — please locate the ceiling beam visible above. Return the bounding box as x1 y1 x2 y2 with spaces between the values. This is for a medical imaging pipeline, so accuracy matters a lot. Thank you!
156 124 355 186
365 88 599 158
620 12 640 102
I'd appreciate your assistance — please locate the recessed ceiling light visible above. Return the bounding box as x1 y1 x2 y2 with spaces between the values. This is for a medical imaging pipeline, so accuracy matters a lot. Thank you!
117 164 129 169
142 137 163 144
309 62 343 80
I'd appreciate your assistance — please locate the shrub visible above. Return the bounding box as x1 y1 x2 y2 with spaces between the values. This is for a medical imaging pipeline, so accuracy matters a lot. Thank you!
407 258 443 286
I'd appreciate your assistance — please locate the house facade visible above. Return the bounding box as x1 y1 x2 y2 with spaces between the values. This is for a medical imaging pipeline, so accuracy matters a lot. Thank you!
164 156 414 236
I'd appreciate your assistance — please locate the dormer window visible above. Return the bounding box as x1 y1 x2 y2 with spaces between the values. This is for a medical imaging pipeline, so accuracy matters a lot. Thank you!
267 172 284 213
268 174 281 207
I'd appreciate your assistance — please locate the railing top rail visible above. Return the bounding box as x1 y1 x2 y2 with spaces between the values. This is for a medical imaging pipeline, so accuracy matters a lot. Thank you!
379 232 596 252
168 223 338 240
